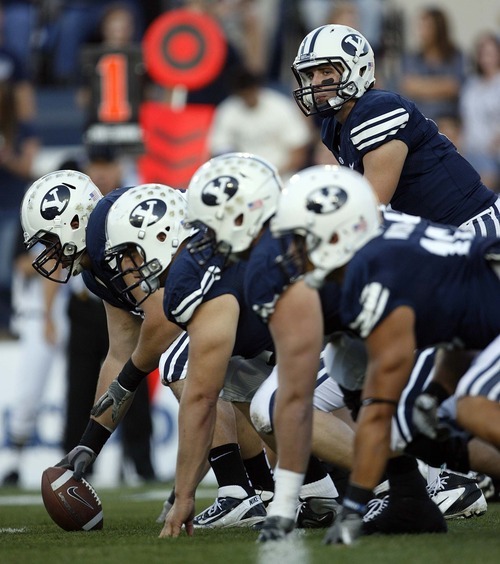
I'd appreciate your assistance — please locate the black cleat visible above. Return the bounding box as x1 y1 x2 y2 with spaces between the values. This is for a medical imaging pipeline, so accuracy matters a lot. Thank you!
296 496 340 528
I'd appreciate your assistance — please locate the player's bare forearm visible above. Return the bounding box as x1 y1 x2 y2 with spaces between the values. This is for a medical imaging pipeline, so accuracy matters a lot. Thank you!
159 393 217 537
270 280 323 472
175 391 218 500
350 403 393 489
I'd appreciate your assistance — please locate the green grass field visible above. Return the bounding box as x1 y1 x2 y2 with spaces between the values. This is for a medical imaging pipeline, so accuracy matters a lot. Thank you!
1 484 499 564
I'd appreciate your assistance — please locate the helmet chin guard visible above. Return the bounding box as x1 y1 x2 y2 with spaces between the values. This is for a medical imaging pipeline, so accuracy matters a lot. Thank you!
105 184 189 306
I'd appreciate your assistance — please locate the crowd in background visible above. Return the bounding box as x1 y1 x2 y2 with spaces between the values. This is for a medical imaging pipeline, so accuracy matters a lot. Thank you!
1 0 500 483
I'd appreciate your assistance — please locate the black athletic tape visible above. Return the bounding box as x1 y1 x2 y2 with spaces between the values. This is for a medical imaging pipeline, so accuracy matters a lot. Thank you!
117 358 150 392
361 397 398 408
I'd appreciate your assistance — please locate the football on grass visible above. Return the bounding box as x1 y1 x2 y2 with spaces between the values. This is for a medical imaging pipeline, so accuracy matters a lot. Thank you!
41 466 103 531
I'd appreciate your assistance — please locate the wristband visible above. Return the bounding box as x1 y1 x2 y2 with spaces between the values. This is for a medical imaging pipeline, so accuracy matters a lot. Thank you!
343 483 373 515
117 358 150 392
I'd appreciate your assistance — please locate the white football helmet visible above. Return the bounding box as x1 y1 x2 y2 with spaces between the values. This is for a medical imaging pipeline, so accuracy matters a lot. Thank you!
185 152 283 263
104 183 189 303
271 165 381 288
292 24 375 116
20 170 103 282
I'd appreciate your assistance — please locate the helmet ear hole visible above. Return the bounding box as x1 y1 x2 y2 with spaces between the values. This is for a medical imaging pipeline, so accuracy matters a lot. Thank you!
234 213 244 226
70 215 80 230
329 232 339 245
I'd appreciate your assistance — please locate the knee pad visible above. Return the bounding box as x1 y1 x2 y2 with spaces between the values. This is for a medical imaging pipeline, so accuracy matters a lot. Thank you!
249 367 278 434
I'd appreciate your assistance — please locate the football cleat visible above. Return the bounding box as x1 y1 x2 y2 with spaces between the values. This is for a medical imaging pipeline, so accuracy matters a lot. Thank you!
427 470 487 519
362 494 389 524
257 490 274 507
362 492 447 535
296 496 340 528
455 471 495 500
193 486 266 528
256 515 295 542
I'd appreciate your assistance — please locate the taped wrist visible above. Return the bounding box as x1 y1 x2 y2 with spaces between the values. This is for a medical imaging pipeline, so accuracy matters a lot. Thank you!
343 483 373 515
80 420 112 455
117 358 150 392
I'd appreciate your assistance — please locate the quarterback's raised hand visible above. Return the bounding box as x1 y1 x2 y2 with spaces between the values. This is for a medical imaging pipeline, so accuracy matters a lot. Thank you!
159 497 195 538
91 379 135 422
55 446 97 481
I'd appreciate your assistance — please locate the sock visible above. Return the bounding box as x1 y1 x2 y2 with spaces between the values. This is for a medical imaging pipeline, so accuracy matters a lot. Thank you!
244 449 275 493
327 464 350 501
303 455 328 484
80 420 112 455
427 465 442 485
300 475 339 499
209 443 254 497
267 466 304 521
386 455 428 498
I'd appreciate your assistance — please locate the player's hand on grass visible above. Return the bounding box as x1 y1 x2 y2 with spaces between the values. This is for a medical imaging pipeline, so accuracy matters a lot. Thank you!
159 497 195 538
55 445 97 481
323 507 363 545
91 379 134 422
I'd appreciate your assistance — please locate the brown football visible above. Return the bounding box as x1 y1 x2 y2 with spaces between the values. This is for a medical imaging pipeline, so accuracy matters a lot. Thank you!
41 466 103 531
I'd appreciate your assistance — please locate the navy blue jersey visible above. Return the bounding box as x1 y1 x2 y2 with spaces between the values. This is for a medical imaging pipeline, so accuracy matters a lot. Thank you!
83 186 138 312
321 89 497 226
245 228 343 335
341 213 500 349
163 232 274 358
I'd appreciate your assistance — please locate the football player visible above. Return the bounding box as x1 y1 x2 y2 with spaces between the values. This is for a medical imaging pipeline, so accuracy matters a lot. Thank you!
292 24 500 235
187 160 498 542
100 154 347 537
20 172 273 528
270 164 500 545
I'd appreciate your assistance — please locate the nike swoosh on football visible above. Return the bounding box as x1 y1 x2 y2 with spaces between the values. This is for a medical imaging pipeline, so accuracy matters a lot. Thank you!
66 486 94 509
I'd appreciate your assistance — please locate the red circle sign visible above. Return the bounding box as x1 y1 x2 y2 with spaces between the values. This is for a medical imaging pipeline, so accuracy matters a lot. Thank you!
143 9 227 90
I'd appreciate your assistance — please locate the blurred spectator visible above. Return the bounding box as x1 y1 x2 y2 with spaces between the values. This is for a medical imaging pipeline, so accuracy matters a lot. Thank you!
435 113 463 152
299 0 384 53
77 3 149 187
459 32 500 193
51 0 144 85
208 66 312 181
327 1 359 29
1 1 145 85
0 44 40 338
1 233 69 486
398 6 466 122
